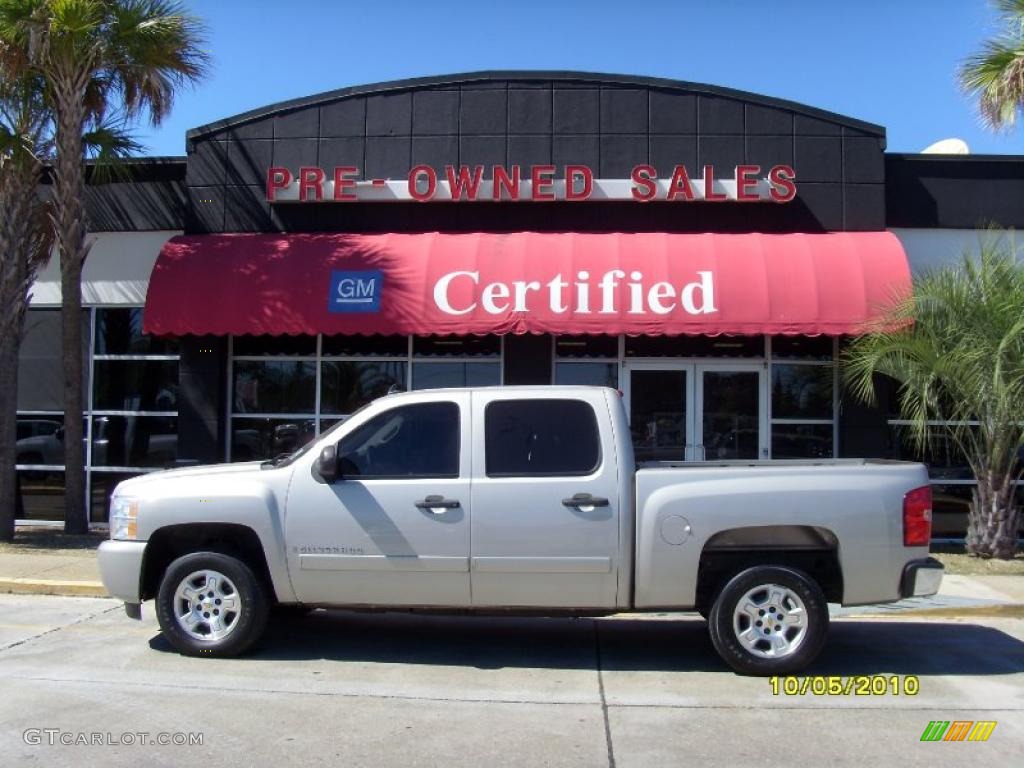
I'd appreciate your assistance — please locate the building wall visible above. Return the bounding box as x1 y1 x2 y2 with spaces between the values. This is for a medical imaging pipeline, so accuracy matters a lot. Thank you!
184 72 887 234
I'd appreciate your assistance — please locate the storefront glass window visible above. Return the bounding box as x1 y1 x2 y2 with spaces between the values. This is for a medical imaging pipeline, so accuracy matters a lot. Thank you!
230 417 316 462
771 365 833 420
232 360 316 414
93 360 179 411
771 423 834 459
411 362 500 390
94 307 178 355
554 362 618 388
320 361 407 415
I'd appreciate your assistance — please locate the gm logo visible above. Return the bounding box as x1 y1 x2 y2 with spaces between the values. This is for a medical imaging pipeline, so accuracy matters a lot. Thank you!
328 270 383 313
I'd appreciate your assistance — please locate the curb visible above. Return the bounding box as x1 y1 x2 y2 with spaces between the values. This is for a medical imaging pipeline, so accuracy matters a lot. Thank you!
846 603 1024 620
0 578 109 598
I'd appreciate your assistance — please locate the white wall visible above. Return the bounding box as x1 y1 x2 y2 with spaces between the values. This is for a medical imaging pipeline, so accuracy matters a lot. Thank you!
889 227 1021 276
30 230 179 306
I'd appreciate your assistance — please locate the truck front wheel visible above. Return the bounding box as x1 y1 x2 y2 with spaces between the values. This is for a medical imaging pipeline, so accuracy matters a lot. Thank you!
156 552 269 657
708 565 828 676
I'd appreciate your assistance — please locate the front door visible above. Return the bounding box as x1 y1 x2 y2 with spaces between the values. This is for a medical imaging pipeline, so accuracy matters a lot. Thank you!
624 363 766 461
284 393 472 606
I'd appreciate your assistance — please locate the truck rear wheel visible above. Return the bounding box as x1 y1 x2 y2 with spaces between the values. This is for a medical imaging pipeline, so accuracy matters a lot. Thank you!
156 552 269 657
707 565 828 676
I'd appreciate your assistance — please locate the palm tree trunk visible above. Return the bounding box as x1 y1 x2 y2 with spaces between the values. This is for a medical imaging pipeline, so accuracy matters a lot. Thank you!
967 471 1021 558
52 86 90 535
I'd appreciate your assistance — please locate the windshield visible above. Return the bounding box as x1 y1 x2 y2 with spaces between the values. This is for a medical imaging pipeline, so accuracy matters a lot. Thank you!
261 400 374 469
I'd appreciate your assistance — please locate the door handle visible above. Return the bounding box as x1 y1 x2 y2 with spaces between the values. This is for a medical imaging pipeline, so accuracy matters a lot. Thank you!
415 495 461 512
562 493 610 508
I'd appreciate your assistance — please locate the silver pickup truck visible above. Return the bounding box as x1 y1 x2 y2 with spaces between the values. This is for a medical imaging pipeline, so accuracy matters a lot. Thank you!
98 386 942 674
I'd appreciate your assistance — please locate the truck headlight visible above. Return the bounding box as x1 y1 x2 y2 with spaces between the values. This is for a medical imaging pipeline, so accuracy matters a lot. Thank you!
110 497 139 540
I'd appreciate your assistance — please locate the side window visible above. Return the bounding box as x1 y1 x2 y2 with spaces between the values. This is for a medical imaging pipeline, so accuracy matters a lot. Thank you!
336 402 459 479
485 399 601 477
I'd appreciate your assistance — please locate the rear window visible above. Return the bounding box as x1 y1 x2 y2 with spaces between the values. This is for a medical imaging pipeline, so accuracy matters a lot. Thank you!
485 399 601 477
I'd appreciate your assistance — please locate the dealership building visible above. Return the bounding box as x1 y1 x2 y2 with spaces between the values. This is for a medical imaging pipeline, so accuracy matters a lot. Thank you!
15 71 1024 536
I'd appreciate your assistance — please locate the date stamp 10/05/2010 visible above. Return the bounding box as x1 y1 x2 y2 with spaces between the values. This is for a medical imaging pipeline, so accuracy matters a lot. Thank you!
769 675 920 696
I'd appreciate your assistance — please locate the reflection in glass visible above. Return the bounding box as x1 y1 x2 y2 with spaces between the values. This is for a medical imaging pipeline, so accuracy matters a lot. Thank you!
625 336 764 358
555 362 618 388
232 335 316 356
91 416 178 468
95 308 179 355
630 369 686 462
322 334 408 357
771 423 833 459
93 360 179 411
411 362 500 390
233 361 316 414
771 335 833 360
230 418 316 462
413 335 500 357
320 361 407 415
703 371 759 460
771 365 833 420
15 470 66 521
886 425 974 480
15 416 65 466
90 471 142 523
555 335 618 358
18 309 88 411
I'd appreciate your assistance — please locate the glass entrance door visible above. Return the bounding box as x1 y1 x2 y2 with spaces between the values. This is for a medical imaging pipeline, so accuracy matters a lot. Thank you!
696 364 767 460
624 363 766 462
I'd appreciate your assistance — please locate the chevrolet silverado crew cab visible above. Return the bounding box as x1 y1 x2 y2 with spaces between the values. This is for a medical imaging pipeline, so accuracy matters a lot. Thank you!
98 386 943 675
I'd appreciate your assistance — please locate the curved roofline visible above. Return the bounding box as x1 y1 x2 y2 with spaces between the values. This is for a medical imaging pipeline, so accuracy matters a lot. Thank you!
187 69 885 142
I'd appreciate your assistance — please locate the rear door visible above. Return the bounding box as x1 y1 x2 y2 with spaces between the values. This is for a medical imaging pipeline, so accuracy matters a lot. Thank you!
469 390 620 608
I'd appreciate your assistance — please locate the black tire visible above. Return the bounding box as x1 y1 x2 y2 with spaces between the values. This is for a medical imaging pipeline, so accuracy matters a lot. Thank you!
156 551 269 657
707 565 828 676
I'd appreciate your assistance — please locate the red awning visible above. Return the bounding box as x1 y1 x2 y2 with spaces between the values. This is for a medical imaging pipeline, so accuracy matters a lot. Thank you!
143 232 911 337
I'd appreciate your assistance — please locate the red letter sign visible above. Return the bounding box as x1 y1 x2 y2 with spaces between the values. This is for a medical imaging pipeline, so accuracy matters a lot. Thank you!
333 166 357 201
408 165 437 202
446 165 485 201
631 165 658 201
565 165 593 201
768 165 797 202
298 167 325 202
493 165 521 201
735 165 761 202
531 165 556 201
266 167 292 202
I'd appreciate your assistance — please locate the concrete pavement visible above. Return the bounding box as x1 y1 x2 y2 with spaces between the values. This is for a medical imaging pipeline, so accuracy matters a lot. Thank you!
0 594 1021 766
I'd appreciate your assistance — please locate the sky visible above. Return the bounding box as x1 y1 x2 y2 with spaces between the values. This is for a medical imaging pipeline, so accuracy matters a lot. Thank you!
138 0 1024 157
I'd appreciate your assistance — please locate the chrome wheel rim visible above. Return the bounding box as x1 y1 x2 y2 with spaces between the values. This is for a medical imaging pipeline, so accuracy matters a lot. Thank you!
732 583 807 659
173 569 242 642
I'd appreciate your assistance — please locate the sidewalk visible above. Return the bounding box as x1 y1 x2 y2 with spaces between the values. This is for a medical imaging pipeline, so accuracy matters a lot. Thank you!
1 543 1023 617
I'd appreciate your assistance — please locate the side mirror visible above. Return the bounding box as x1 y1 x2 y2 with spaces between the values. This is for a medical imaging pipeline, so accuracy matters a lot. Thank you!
317 444 339 482
54 426 65 440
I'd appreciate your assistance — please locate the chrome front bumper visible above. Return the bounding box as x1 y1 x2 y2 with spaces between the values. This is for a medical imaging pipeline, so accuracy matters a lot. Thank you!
97 540 147 613
900 557 944 598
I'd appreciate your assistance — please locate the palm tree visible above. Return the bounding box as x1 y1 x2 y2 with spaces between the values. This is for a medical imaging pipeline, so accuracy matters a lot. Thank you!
0 72 53 541
959 0 1024 131
843 237 1024 559
0 0 208 533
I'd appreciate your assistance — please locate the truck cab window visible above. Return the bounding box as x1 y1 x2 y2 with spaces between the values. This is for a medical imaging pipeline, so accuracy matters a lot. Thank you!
485 399 601 477
335 402 459 479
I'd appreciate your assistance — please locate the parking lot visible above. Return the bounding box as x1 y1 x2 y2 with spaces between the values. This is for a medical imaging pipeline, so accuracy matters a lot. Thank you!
0 594 1021 766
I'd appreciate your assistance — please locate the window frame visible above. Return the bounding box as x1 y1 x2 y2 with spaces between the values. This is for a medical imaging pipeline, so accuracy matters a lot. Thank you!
483 398 603 478
332 400 462 480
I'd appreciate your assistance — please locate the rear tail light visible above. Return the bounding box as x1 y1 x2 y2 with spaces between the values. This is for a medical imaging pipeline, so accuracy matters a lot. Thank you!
903 485 933 546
